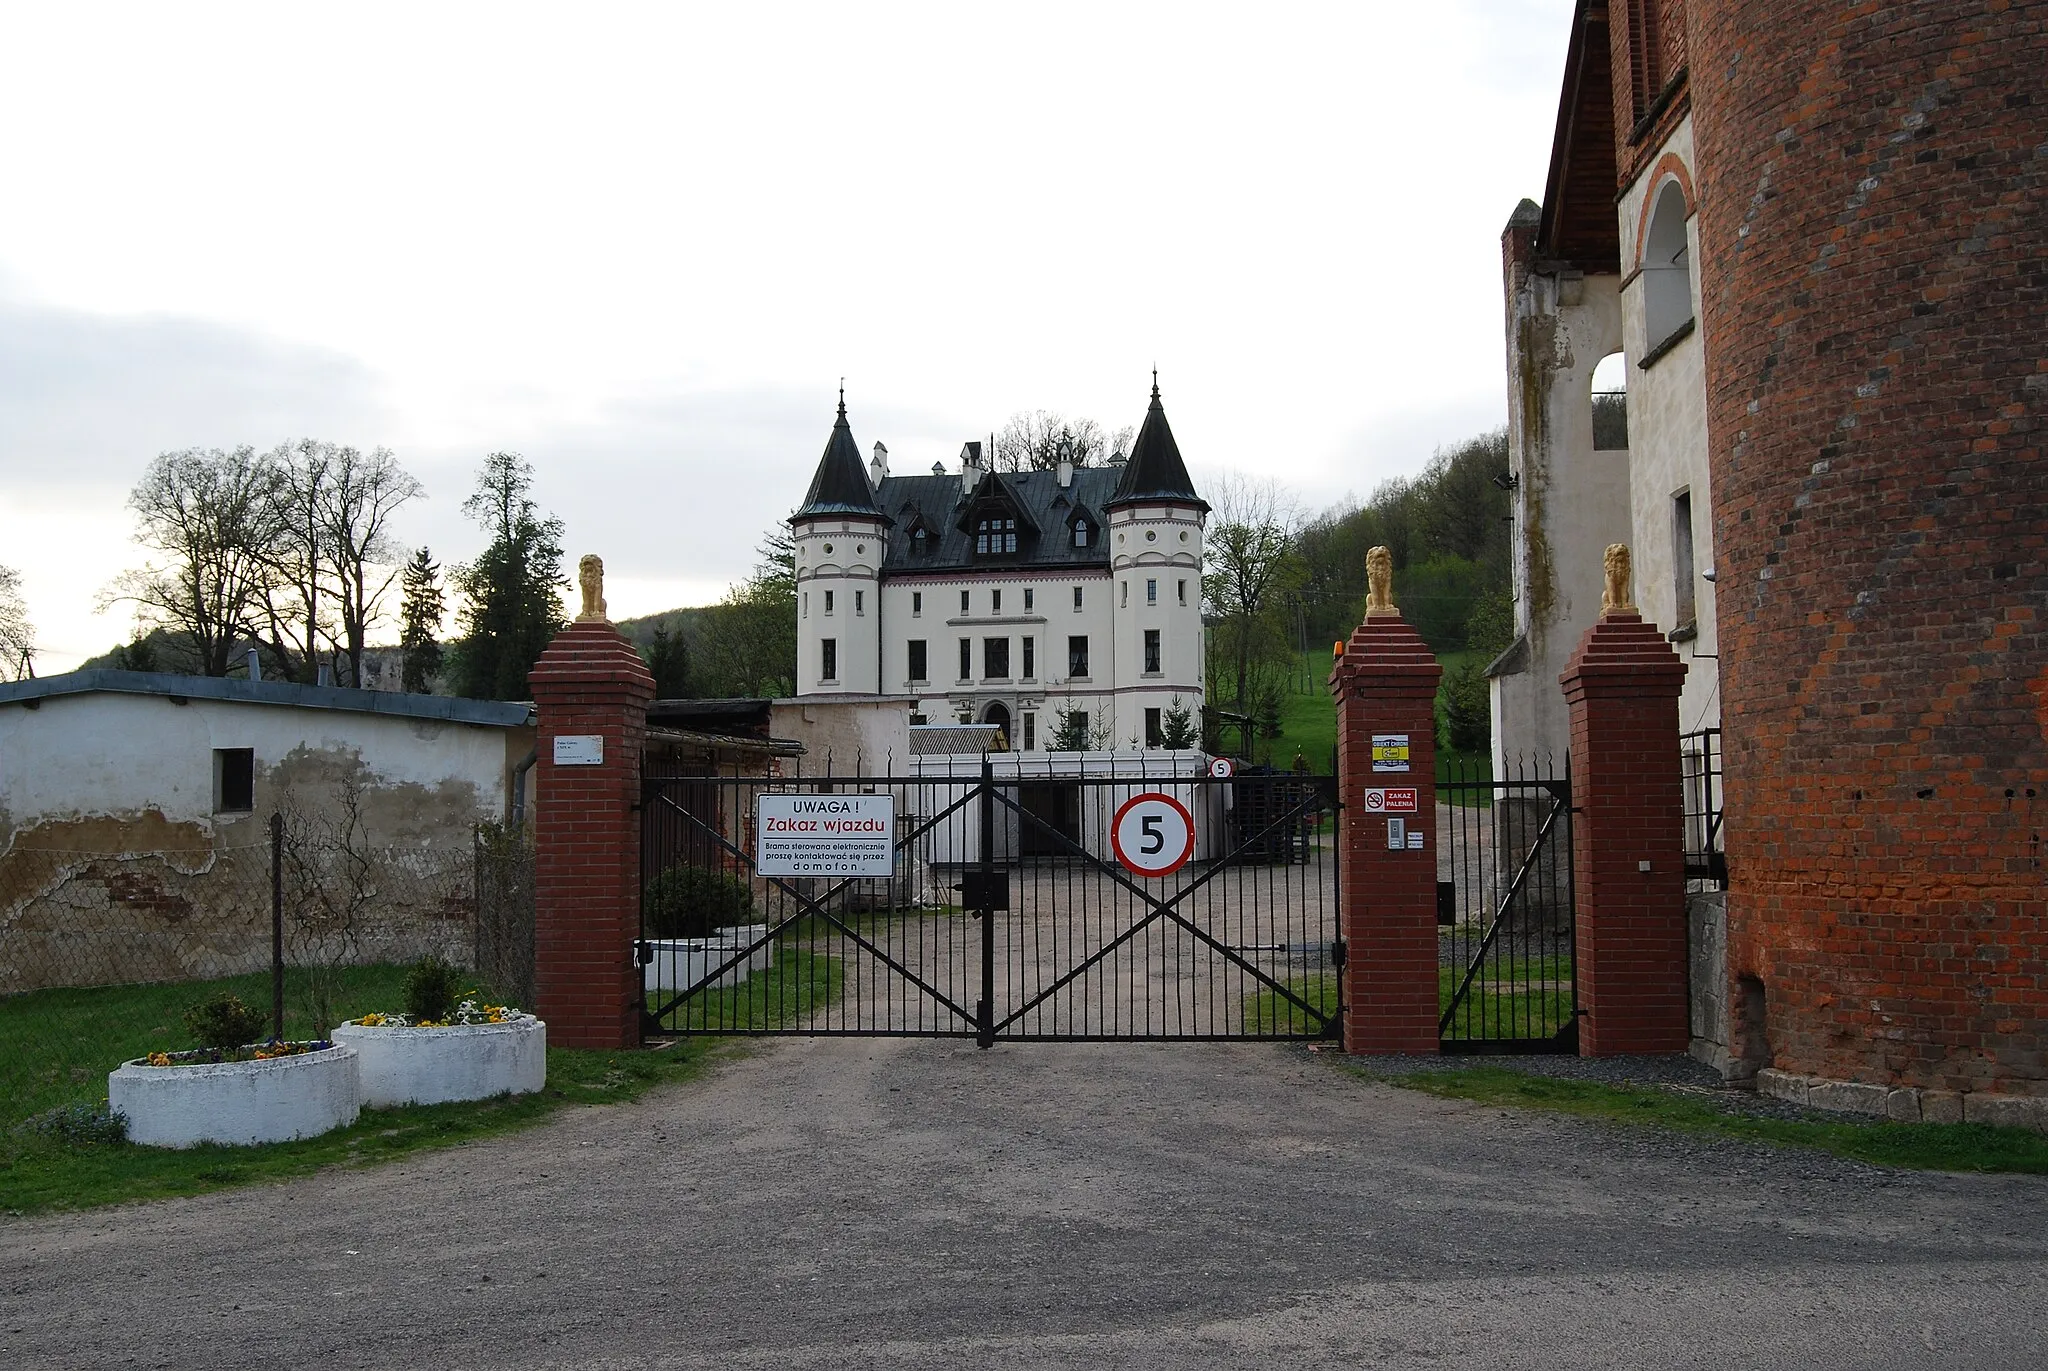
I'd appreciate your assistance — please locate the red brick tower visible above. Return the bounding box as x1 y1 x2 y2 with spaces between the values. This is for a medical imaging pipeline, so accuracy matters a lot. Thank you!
1689 3 2048 1093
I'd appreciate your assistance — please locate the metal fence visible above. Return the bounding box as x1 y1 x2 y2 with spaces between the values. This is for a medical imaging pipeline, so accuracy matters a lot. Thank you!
1436 756 1579 1052
0 818 534 1133
640 766 1340 1043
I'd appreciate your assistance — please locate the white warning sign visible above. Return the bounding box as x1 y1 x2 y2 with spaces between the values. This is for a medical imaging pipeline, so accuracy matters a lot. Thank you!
756 794 895 877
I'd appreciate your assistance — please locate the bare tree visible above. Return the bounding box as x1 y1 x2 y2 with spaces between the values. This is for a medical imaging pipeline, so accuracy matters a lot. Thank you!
322 444 423 686
100 446 286 677
277 763 375 1038
1201 474 1304 755
991 411 1135 472
0 563 34 681
250 439 335 683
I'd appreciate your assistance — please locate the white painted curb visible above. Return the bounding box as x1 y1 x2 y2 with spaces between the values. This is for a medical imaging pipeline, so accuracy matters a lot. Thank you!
109 1044 360 1148
330 1013 547 1108
644 926 773 994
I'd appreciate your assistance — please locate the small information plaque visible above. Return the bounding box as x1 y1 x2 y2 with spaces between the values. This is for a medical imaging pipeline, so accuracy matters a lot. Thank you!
553 734 604 766
1371 733 1411 773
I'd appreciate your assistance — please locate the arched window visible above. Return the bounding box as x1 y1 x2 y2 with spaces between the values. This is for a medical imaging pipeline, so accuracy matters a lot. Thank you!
1642 180 1694 354
911 526 929 557
1591 351 1628 451
1071 519 1091 548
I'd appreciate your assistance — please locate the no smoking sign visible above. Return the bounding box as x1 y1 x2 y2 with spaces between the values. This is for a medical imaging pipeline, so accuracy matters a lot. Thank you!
1110 792 1197 878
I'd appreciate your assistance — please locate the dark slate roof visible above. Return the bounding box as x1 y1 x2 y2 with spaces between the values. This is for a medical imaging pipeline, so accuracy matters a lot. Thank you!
793 397 883 519
1108 381 1206 510
875 467 1120 573
0 670 534 726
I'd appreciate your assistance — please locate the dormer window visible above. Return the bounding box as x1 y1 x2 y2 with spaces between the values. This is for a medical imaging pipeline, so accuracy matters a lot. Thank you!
912 526 930 557
976 517 1017 555
1071 520 1092 548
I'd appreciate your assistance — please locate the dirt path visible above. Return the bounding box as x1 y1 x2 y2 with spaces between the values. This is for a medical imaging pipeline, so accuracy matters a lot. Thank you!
4 1039 2045 1369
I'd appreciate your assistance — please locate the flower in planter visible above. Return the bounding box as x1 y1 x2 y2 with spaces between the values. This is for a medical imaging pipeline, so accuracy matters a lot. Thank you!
344 958 523 1028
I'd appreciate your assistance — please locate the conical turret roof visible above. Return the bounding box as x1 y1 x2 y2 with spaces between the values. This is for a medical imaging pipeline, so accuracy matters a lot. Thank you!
1108 376 1206 511
793 393 882 520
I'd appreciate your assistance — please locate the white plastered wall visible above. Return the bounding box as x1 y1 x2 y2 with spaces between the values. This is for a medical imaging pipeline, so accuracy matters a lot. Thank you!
1494 268 1633 771
1617 113 1720 735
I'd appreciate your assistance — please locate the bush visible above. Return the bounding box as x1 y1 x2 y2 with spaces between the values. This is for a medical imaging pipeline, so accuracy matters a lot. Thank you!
403 955 465 1023
183 993 267 1054
643 866 756 940
1439 661 1492 755
29 1101 129 1147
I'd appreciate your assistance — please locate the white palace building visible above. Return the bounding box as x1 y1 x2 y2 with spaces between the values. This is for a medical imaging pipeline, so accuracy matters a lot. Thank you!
790 381 1209 755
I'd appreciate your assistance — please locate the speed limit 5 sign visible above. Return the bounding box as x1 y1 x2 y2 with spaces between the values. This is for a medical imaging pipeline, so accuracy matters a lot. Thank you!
1110 792 1196 877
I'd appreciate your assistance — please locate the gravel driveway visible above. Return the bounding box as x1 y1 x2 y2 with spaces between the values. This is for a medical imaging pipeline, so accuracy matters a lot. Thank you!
4 1038 2045 1369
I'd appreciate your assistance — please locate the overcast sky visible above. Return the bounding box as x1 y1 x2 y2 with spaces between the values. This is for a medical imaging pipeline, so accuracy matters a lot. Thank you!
0 1 1575 672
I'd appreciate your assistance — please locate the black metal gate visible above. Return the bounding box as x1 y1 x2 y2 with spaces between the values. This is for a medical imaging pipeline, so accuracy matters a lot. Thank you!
639 764 1341 1044
1436 759 1579 1052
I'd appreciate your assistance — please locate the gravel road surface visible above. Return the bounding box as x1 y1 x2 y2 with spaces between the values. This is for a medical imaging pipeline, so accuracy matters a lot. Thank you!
4 1038 2045 1369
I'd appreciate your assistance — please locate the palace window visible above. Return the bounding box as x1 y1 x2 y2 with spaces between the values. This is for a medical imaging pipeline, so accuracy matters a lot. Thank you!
1072 586 1083 610
1642 180 1695 356
1072 521 1091 548
1023 587 1034 611
821 638 837 682
1022 637 1035 679
958 638 972 681
984 637 1010 679
1145 708 1163 748
1022 712 1036 751
1673 489 1697 631
1144 629 1161 675
908 639 927 682
854 590 864 615
1068 635 1089 678
1146 578 1157 604
912 527 930 557
912 591 922 617
823 589 834 615
976 517 1018 555
991 589 1002 614
961 589 970 614
1177 579 1187 605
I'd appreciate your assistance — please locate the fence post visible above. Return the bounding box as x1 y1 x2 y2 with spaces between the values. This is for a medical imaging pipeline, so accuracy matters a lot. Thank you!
270 810 284 1040
528 559 655 1049
1559 545 1689 1055
1331 551 1443 1054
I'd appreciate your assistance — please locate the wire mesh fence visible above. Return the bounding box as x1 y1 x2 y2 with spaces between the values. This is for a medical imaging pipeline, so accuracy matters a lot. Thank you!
0 821 535 1133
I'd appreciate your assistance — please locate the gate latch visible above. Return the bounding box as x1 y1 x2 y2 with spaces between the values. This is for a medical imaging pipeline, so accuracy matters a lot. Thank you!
952 870 1010 911
634 939 653 967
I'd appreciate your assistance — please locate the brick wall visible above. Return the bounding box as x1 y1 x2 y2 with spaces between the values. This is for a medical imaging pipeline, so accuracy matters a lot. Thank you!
529 621 655 1050
1333 614 1442 1054
1689 1 2048 1093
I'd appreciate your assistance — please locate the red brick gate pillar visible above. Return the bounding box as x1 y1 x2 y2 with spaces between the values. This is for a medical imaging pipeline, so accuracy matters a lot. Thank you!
1333 552 1443 1054
528 560 654 1050
1560 546 1689 1056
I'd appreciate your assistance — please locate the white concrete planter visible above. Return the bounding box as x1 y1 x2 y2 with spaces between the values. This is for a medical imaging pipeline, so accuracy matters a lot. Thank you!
109 1044 360 1148
644 926 773 994
330 1013 547 1108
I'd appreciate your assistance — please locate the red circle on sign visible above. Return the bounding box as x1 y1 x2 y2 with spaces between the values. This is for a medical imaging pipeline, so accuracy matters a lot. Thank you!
1207 756 1235 779
1110 792 1197 877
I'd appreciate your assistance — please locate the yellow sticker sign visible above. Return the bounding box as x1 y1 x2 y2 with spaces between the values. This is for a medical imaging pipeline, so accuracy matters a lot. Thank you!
1371 733 1410 773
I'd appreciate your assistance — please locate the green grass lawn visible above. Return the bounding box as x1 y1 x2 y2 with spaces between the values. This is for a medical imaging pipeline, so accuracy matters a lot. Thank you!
1242 974 1340 1037
645 947 842 1033
1439 955 1576 1043
1250 648 1491 782
1386 1067 2048 1175
2 951 845 1216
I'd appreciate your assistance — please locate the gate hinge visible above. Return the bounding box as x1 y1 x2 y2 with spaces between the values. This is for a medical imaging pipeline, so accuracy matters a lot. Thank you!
1331 938 1347 968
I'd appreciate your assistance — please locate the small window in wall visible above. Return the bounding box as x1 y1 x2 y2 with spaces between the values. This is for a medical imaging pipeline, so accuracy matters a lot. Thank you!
908 639 927 682
821 638 837 681
958 638 972 681
992 589 1002 614
960 590 970 614
1177 579 1187 605
214 748 255 814
1023 712 1036 751
912 591 922 617
1121 581 1129 607
1146 578 1158 604
1072 586 1083 610
1023 587 1034 612
1145 708 1163 748
824 589 835 615
1673 489 1697 631
802 592 809 618
1642 180 1695 355
1143 629 1161 674
1022 637 1035 679
854 589 864 615
1591 351 1629 451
